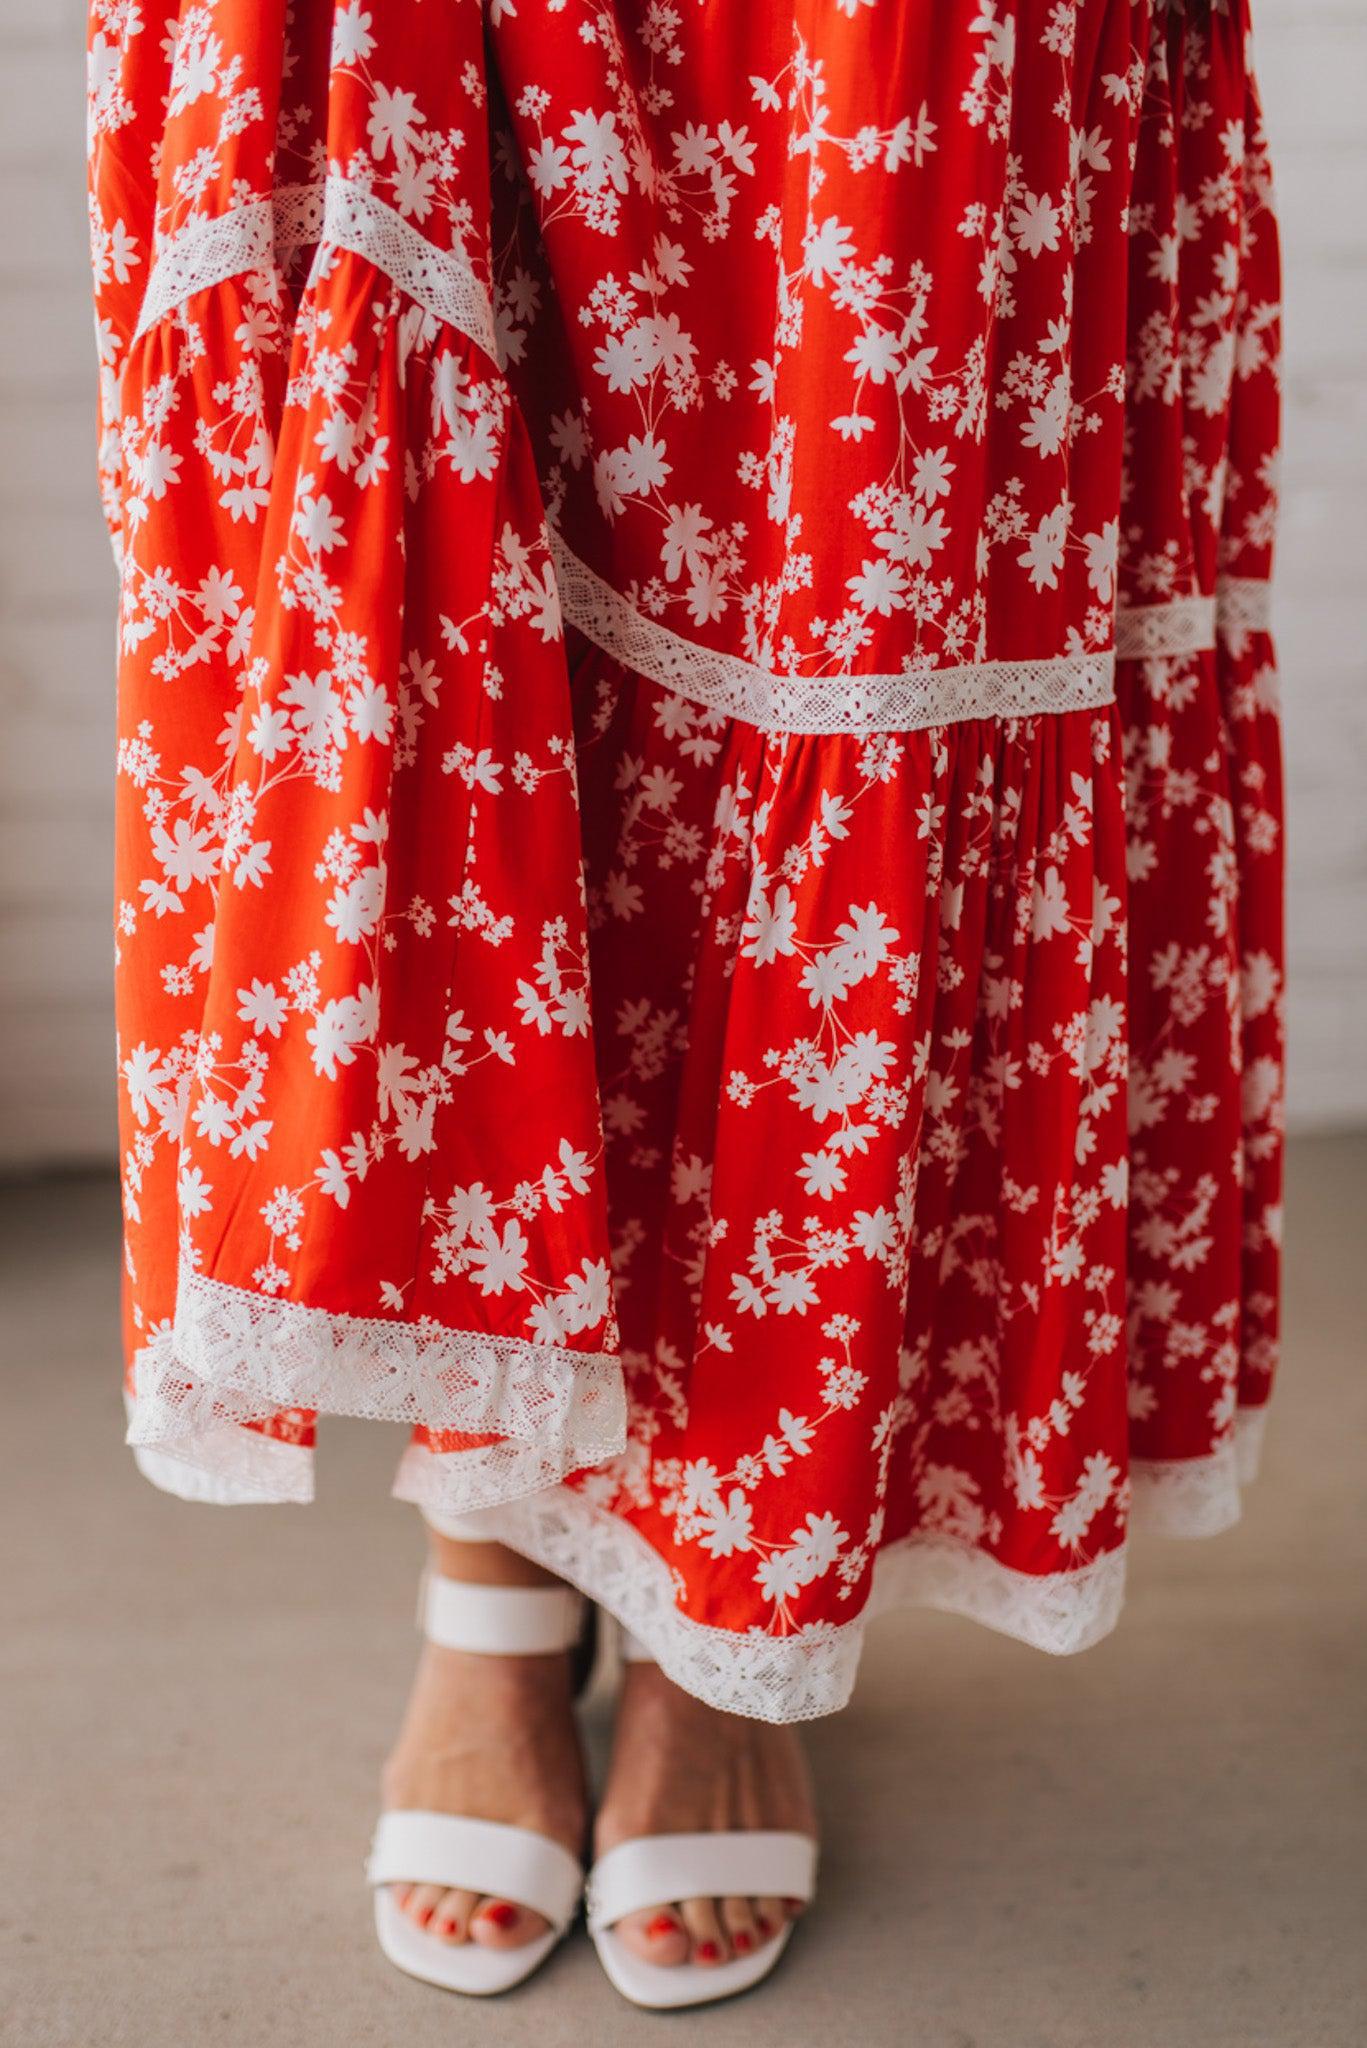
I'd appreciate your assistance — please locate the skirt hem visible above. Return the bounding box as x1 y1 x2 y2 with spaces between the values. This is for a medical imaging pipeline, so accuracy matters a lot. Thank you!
122 1399 1269 1719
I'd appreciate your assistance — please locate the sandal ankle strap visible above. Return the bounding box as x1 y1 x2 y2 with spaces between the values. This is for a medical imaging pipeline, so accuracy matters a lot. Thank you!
419 1570 585 1655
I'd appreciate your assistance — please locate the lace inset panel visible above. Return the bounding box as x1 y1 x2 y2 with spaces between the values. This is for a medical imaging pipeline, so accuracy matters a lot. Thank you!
131 180 1273 739
135 176 499 363
1114 581 1273 660
1115 594 1218 660
135 194 286 340
552 536 1118 736
1216 575 1274 638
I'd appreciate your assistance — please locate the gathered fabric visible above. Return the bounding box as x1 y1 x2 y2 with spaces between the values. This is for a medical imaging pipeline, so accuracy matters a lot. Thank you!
88 0 1282 1720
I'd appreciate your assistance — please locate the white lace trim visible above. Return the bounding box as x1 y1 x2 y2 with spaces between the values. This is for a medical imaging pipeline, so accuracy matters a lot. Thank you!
1114 581 1272 662
1129 1406 1267 1538
1216 574 1273 640
553 536 1116 736
123 1271 625 1505
1115 594 1217 660
314 174 499 362
1235 1403 1269 1486
393 1446 1127 1721
122 1357 1269 1716
135 176 498 362
122 1363 314 1505
135 195 282 339
130 1435 312 1505
132 182 1277 738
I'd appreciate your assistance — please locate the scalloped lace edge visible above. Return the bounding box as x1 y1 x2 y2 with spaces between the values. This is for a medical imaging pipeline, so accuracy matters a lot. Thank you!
125 1383 315 1504
392 1445 1127 1719
124 1278 627 1507
397 1415 1268 1718
1129 1406 1267 1538
122 1386 1269 1718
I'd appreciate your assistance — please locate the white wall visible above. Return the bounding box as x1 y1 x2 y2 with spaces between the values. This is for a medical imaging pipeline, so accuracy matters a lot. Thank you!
0 0 1363 1170
1 0 116 1168
1255 0 1367 1129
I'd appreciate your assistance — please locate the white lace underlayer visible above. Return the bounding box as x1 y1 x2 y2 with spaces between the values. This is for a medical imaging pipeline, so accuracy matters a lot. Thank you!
126 1323 1268 1722
127 178 1273 740
126 1273 627 1513
1129 1406 1267 1538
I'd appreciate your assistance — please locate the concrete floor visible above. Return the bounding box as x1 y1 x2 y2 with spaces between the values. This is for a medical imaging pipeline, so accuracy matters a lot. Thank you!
2 1138 1364 2048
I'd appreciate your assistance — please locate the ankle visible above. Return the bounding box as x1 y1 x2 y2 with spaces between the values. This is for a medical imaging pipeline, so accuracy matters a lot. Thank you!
619 1657 749 1734
426 1528 565 1589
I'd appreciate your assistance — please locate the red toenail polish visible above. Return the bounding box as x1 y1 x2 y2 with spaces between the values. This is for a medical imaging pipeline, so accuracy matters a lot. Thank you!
733 1930 753 1952
647 1915 678 1939
757 1915 774 1936
441 1921 461 1937
417 1906 434 1926
696 1940 720 1962
481 1901 519 1929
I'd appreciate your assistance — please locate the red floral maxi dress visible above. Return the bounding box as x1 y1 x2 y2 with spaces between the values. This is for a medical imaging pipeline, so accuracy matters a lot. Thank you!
88 0 1284 1719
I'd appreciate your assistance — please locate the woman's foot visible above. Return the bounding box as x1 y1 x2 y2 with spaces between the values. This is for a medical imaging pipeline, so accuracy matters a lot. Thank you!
593 1658 817 1969
380 1534 587 1953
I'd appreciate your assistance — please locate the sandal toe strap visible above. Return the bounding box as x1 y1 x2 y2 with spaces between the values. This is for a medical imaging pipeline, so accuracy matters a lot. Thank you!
585 1831 817 1934
367 1811 583 1932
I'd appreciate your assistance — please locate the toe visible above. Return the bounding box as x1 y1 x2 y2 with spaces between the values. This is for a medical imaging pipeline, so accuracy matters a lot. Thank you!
754 1895 787 1944
469 1897 551 1949
720 1895 760 1955
401 1883 446 1932
431 1887 478 1942
613 1907 691 1968
678 1895 728 1965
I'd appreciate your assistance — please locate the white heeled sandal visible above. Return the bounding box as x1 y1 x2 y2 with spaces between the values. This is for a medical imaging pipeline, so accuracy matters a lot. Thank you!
585 1626 819 2010
366 1525 587 1997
